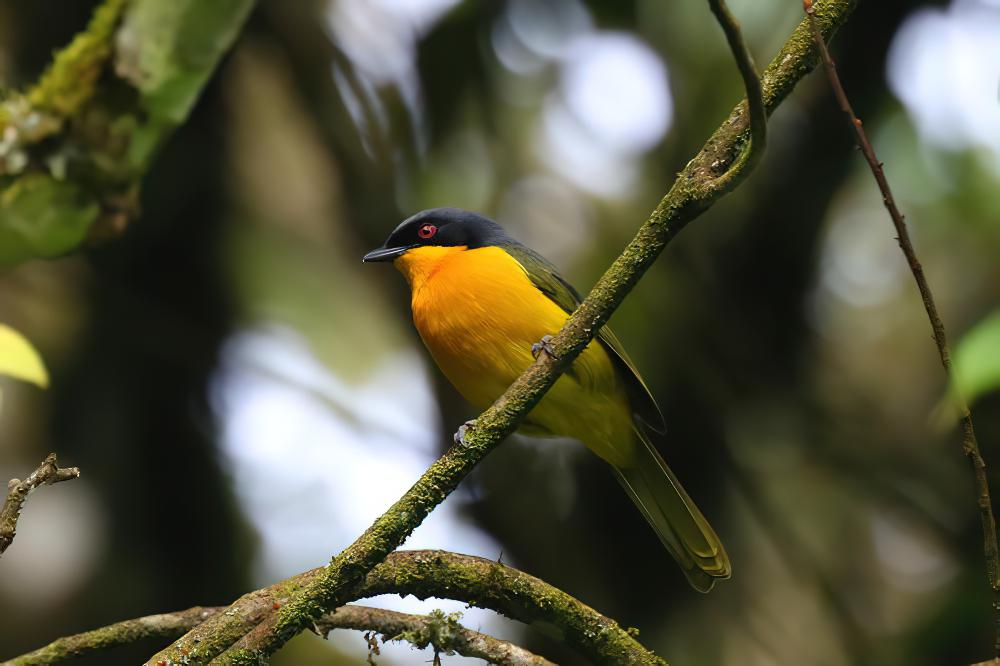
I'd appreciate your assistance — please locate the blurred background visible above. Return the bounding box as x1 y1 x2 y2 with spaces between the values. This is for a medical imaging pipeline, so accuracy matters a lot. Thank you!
1 0 999 663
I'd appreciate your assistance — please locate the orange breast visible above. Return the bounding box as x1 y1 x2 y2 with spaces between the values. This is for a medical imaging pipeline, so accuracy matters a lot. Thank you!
393 245 636 465
396 246 558 408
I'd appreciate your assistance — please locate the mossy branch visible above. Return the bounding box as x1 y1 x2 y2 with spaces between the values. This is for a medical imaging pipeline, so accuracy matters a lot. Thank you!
191 550 661 664
351 550 659 665
319 605 554 666
4 601 553 666
143 2 855 663
5 551 648 665
2 607 221 666
5 603 552 666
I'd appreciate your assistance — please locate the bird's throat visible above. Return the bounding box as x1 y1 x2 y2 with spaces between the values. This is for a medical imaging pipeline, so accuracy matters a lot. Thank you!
393 245 468 294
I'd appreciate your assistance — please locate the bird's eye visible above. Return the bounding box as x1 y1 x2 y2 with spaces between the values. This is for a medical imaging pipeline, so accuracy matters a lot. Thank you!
417 224 437 239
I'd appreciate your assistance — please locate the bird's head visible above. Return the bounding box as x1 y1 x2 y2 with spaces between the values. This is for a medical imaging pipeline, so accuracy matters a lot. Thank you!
362 208 505 264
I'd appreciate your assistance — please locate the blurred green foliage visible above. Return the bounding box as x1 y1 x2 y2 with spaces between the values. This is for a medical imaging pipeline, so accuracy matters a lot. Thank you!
0 0 252 267
0 175 98 265
955 312 1000 406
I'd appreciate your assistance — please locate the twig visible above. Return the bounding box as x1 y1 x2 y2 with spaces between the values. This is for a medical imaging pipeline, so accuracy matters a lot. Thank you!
3 601 554 666
0 453 80 555
803 0 1000 658
319 605 554 666
148 3 855 663
1 606 222 666
708 0 766 169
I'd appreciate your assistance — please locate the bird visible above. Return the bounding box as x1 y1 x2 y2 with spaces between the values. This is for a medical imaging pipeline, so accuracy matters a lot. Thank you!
363 207 730 591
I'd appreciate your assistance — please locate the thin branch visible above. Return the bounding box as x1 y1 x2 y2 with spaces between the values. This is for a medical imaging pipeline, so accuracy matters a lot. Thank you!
148 2 856 663
803 1 1000 659
1 607 221 666
3 601 553 666
319 605 554 666
708 0 766 171
0 453 80 555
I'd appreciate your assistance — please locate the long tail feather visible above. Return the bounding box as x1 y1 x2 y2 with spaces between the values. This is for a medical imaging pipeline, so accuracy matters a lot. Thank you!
612 429 731 592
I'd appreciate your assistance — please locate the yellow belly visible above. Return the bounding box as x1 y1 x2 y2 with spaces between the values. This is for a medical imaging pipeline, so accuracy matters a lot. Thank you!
394 245 636 466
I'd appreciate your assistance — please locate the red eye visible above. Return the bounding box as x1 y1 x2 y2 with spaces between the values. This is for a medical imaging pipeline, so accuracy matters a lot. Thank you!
417 224 437 239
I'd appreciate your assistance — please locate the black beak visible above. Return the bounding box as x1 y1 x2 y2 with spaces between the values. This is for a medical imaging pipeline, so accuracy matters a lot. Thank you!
362 245 414 263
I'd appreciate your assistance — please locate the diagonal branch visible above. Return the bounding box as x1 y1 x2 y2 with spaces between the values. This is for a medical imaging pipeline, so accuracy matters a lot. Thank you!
803 1 1000 659
0 453 80 556
146 2 855 663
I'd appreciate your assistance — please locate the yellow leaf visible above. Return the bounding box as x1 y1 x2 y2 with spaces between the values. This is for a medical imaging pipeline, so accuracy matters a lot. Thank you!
0 324 49 388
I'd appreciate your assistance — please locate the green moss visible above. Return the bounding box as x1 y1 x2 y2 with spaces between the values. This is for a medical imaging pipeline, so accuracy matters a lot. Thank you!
7 607 220 665
212 648 265 666
391 609 465 654
356 552 665 665
26 0 128 118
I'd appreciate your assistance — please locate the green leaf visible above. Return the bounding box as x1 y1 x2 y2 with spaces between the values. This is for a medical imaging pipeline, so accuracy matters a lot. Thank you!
0 174 100 267
0 323 49 388
116 0 254 124
115 0 255 169
953 310 1000 405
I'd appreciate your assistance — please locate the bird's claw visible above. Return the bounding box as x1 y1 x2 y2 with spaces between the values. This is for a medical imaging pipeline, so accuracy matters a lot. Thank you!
454 419 477 447
531 335 557 360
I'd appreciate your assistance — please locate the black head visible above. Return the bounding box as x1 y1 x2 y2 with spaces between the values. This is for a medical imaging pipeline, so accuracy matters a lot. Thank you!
362 208 509 262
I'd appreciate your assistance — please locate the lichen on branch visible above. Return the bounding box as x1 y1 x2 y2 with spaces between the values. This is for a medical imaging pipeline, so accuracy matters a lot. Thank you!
8 550 652 664
4 599 553 666
142 550 660 666
24 0 128 119
319 606 554 666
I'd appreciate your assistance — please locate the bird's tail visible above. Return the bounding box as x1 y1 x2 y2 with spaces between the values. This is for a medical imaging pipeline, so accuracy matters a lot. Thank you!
612 429 731 592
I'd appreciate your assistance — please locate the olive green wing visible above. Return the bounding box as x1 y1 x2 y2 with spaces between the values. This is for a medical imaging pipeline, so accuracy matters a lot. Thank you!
502 243 666 434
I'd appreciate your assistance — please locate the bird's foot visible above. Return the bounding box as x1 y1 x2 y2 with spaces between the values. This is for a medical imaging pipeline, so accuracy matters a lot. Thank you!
454 419 477 447
531 335 557 360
